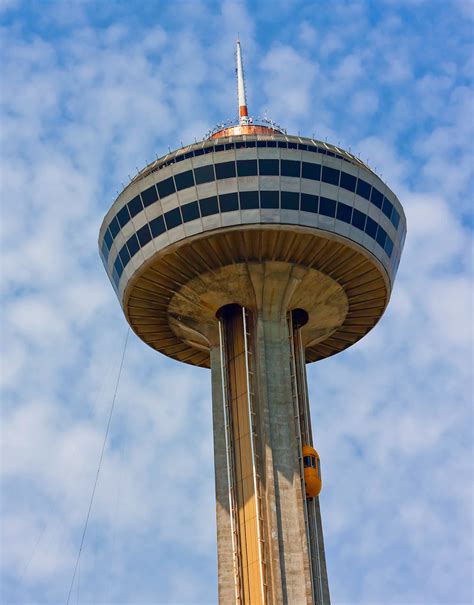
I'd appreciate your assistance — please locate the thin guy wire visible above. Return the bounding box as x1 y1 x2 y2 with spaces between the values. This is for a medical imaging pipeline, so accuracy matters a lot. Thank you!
19 522 48 587
66 327 130 605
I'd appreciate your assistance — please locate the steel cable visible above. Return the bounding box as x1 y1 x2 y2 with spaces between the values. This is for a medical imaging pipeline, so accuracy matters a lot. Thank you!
66 327 130 604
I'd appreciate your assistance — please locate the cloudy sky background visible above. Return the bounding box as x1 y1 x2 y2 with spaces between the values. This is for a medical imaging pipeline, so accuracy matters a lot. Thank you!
1 0 473 603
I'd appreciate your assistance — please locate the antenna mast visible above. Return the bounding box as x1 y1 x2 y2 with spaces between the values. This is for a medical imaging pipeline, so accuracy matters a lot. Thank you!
236 40 251 126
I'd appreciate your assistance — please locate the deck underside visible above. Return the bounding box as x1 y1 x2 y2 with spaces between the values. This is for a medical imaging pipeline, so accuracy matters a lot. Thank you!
124 225 389 367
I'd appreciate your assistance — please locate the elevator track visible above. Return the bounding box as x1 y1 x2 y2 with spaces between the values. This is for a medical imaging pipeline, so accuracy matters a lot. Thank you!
218 305 267 604
289 311 331 605
218 304 330 604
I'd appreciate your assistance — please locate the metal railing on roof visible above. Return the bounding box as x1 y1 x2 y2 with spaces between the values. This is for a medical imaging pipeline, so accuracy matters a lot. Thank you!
204 116 286 139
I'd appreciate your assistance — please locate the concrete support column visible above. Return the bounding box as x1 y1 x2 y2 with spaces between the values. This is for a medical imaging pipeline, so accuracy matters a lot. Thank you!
209 262 331 604
252 313 314 604
211 344 237 604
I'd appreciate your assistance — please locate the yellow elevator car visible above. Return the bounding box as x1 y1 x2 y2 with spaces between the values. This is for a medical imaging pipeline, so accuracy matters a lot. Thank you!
303 445 322 498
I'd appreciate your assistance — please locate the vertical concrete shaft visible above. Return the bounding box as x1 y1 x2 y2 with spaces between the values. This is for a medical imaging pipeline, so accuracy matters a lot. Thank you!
220 306 265 604
211 344 237 604
253 313 314 604
210 262 331 604
292 318 331 605
309 498 331 603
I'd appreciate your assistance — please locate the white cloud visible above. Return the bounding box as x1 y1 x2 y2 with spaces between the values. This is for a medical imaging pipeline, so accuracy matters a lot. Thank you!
0 0 19 14
350 89 379 116
260 44 318 123
298 21 317 47
1 2 472 604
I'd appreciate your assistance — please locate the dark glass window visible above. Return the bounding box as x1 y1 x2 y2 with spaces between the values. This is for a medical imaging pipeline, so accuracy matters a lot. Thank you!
109 217 120 238
104 229 113 250
119 245 130 267
365 216 378 238
184 151 194 159
181 201 200 222
215 161 236 180
150 215 166 237
281 160 300 177
117 205 130 228
128 195 143 217
266 141 277 147
351 208 366 231
376 226 387 248
391 207 400 229
288 142 298 149
303 456 311 468
214 144 224 152
164 207 182 229
281 191 299 210
174 170 194 191
237 159 258 177
194 148 204 156
112 268 120 287
141 186 158 208
356 179 372 200
322 166 340 186
101 240 109 260
126 233 140 257
256 141 267 148
302 162 321 181
113 255 123 277
137 223 152 247
235 141 246 149
219 192 239 212
301 193 318 213
370 187 383 209
246 141 256 148
336 202 352 223
194 165 215 185
385 237 394 257
157 177 176 199
277 141 288 148
307 145 318 153
224 143 234 150
199 196 219 217
311 457 316 468
240 191 259 209
298 144 308 151
203 146 213 153
258 159 279 175
340 172 357 192
319 197 336 217
382 197 393 220
260 190 279 208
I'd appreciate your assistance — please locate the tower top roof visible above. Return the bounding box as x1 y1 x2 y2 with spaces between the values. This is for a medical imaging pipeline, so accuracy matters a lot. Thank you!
208 41 284 140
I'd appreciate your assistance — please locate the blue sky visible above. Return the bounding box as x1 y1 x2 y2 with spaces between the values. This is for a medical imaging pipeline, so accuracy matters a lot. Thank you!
1 0 473 604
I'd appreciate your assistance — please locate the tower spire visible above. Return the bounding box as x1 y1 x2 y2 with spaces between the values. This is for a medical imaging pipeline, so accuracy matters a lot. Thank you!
236 39 250 125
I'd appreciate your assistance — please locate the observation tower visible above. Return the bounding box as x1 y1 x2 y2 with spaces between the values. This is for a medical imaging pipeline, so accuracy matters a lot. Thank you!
99 42 406 604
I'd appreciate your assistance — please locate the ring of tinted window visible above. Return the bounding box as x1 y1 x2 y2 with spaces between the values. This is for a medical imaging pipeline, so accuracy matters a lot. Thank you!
105 160 402 246
138 139 368 183
105 189 398 285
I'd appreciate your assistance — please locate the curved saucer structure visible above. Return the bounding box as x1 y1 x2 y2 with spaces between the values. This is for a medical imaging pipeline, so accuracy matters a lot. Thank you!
99 42 406 604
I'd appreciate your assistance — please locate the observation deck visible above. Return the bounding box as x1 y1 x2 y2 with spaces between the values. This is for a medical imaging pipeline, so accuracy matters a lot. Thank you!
99 132 406 368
